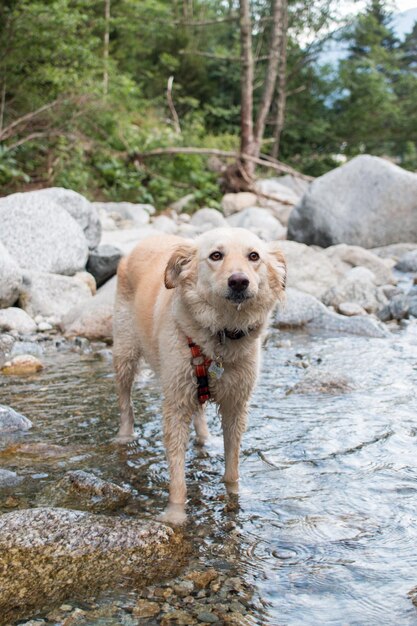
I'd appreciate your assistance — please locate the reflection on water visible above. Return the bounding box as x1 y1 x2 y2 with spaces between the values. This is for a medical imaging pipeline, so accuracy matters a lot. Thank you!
2 322 417 624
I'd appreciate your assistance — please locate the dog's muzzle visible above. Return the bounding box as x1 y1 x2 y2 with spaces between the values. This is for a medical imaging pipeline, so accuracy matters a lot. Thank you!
226 272 250 303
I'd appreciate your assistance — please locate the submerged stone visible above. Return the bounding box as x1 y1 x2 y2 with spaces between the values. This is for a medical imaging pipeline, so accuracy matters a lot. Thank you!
39 470 132 512
288 368 355 395
0 468 23 488
0 507 186 624
1 354 44 375
0 405 32 433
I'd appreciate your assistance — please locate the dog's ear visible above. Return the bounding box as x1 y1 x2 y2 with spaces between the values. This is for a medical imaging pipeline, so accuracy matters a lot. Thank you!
266 242 286 294
164 242 197 289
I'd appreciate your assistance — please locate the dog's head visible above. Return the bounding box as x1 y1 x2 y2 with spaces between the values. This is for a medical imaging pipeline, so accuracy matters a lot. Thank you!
164 228 286 313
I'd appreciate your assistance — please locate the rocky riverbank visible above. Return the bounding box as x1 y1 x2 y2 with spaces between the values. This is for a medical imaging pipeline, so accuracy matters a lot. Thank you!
1 154 417 360
2 153 417 623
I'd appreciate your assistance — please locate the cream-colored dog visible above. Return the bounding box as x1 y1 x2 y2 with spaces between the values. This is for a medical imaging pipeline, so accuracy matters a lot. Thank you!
113 227 286 522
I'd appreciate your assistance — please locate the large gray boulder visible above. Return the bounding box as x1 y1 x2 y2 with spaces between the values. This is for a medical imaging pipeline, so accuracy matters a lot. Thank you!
221 192 258 216
227 207 286 241
152 215 178 234
93 201 154 225
190 208 228 232
322 244 394 286
0 241 23 307
255 178 301 225
0 200 89 275
274 174 310 196
60 275 116 340
278 240 346 300
0 507 184 624
322 267 388 313
101 226 161 255
288 156 417 248
86 244 122 287
38 470 132 512
395 250 417 273
0 308 37 334
31 188 101 249
0 469 23 488
19 271 92 322
274 288 389 338
371 243 417 261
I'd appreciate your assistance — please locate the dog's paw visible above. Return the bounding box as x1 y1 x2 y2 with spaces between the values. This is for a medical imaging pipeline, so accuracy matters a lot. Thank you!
157 503 187 526
113 430 138 444
194 435 209 447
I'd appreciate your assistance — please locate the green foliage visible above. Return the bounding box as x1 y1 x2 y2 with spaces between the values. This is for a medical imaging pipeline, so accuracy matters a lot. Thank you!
0 0 415 206
330 0 417 166
0 147 30 186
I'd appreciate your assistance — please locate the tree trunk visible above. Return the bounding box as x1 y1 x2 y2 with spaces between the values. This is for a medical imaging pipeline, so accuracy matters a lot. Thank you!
271 0 288 160
0 77 6 134
103 0 110 95
238 0 255 176
222 0 255 191
253 0 283 156
223 0 287 192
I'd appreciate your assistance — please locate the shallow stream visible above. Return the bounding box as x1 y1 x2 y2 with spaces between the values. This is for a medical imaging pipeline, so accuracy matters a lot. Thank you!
2 322 417 625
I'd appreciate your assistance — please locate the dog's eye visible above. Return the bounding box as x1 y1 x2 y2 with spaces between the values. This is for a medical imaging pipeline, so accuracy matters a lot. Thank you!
209 251 223 261
248 251 260 262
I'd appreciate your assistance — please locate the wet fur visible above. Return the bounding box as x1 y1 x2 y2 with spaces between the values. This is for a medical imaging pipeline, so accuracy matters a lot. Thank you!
113 228 286 523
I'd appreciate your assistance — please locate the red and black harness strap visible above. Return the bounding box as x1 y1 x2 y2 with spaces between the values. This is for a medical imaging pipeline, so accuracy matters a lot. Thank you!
187 337 212 405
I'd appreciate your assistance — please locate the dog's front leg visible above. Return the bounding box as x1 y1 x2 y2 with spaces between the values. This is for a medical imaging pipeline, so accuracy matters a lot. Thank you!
220 398 249 492
160 400 192 524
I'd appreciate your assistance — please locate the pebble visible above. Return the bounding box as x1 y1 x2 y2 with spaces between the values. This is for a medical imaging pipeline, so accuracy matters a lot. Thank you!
72 336 91 353
0 469 23 488
197 611 219 623
187 568 219 589
160 609 196 625
133 599 160 618
1 354 44 375
95 348 113 361
0 333 15 355
154 587 174 599
338 301 367 316
173 580 194 596
11 341 43 357
0 405 33 433
37 322 53 332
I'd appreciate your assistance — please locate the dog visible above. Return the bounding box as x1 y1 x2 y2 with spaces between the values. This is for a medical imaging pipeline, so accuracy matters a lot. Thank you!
113 227 286 523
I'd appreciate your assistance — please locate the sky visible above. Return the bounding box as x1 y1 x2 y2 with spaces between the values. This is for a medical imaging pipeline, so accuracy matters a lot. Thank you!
340 0 417 13
396 0 417 7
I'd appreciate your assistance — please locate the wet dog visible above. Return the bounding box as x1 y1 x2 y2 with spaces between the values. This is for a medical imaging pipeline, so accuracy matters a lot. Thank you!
113 228 286 522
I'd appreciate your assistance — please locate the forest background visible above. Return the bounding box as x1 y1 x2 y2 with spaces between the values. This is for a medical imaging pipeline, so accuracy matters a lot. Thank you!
0 0 416 211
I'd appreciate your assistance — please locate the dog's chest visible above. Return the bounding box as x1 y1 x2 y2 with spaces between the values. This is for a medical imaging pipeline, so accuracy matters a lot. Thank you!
206 359 253 405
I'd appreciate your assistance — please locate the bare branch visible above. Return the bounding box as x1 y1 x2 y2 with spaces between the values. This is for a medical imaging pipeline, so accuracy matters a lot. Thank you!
0 99 61 141
179 50 241 61
103 0 111 95
134 146 313 181
272 0 288 159
239 0 254 169
172 15 239 26
0 78 6 133
249 188 294 206
5 130 64 151
253 0 283 152
166 76 181 135
168 14 272 27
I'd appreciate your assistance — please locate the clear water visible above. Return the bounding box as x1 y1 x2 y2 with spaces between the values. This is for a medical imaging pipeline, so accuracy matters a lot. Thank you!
1 323 417 625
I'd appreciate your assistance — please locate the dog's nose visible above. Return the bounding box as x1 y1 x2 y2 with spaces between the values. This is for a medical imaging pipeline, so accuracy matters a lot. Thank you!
228 272 249 293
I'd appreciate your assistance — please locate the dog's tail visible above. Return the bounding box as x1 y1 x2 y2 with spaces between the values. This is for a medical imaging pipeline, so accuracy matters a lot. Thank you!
116 256 134 300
